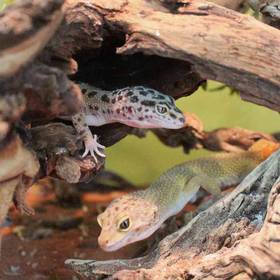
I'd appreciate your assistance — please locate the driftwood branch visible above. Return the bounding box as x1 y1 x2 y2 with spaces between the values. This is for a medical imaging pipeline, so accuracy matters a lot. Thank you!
73 0 279 110
210 0 247 10
0 0 64 78
65 144 280 279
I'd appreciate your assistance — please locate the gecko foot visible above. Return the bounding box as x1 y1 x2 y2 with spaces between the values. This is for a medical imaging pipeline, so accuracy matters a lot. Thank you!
17 203 35 216
14 194 35 216
82 134 105 162
13 180 35 216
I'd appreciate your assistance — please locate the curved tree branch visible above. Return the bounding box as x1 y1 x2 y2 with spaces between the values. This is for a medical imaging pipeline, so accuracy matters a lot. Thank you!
72 0 280 110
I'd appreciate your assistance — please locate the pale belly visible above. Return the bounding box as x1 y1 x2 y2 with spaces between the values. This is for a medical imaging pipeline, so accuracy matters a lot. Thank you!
85 115 108 126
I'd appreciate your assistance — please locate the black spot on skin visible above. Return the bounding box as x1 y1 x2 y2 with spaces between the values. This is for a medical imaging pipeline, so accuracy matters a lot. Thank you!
101 94 110 103
170 113 177 119
168 96 174 103
112 98 116 104
147 89 155 94
116 109 120 114
145 115 149 118
152 95 165 100
137 107 142 112
139 90 148 96
77 117 81 122
107 109 111 114
102 110 106 114
88 91 98 97
126 91 134 97
118 95 123 101
179 117 185 123
145 108 149 112
130 96 139 103
138 117 144 121
141 100 156 106
123 113 126 117
159 101 171 109
94 106 99 111
81 88 87 94
174 107 181 113
127 107 133 113
89 105 94 110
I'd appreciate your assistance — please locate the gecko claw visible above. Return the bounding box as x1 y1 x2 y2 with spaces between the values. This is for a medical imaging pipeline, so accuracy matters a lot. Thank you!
82 134 106 162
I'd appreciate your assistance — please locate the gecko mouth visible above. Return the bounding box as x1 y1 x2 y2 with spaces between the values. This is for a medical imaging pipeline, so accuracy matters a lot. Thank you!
98 238 128 252
99 242 121 252
98 221 164 252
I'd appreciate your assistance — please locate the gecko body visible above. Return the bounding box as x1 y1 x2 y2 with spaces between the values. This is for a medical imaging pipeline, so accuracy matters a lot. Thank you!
71 83 185 161
97 140 279 251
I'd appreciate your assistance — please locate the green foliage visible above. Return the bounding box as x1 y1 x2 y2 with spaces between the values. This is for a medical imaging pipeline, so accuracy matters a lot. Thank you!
0 0 14 11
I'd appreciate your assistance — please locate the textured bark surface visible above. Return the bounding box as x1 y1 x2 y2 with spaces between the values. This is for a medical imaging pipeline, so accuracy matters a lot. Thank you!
64 0 280 111
248 0 280 28
0 0 64 77
210 0 247 10
66 148 280 279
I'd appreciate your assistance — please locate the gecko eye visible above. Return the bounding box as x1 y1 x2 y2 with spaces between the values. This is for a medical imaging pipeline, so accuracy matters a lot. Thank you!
117 216 131 232
155 104 168 115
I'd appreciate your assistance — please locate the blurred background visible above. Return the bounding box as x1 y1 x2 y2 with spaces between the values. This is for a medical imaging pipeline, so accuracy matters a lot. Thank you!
106 82 279 185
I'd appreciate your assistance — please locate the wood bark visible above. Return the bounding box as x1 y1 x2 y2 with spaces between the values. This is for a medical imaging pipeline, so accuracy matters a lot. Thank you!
60 0 280 111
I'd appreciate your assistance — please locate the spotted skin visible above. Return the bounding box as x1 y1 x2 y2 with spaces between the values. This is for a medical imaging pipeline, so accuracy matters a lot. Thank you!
97 140 280 251
72 83 186 160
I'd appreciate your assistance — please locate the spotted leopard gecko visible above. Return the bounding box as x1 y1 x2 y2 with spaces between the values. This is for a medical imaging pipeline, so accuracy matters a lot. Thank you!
71 83 186 161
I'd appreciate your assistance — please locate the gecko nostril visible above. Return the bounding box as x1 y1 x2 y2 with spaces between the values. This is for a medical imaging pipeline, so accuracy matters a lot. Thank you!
105 240 109 244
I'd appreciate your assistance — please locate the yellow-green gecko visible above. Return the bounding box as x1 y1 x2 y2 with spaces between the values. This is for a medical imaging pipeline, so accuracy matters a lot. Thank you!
97 139 279 251
70 83 186 161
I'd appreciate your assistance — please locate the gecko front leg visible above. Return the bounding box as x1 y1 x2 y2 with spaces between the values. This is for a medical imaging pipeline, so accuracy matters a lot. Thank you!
14 176 35 216
72 113 105 162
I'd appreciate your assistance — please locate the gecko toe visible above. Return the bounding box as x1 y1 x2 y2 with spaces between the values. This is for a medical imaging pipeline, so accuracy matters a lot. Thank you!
95 148 106 157
97 143 105 149
20 204 35 216
82 148 90 158
89 150 98 163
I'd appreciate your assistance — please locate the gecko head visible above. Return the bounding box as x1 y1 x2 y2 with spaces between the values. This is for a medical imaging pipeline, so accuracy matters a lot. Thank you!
97 194 161 251
117 86 186 129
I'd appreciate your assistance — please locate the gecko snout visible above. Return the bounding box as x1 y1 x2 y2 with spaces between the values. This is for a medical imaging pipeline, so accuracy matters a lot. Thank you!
98 235 111 251
98 236 121 252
